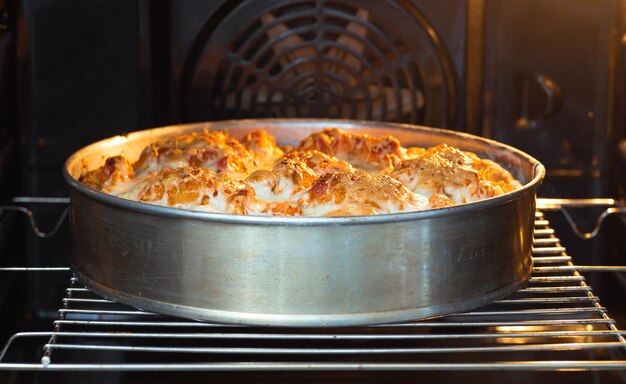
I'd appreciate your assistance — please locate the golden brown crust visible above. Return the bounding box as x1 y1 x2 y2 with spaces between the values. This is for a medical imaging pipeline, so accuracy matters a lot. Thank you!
124 167 257 214
240 129 284 160
390 144 502 204
472 158 522 194
279 150 354 176
80 128 522 216
295 128 406 171
303 170 427 216
132 130 278 177
79 155 134 190
428 194 456 208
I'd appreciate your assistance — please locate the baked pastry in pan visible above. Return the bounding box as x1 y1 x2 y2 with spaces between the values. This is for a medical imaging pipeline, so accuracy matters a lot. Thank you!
80 128 521 216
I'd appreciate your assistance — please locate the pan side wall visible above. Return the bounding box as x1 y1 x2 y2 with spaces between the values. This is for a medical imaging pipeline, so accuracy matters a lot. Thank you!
69 188 535 326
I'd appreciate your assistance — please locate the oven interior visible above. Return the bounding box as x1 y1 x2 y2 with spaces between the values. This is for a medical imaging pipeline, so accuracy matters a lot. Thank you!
0 0 625 382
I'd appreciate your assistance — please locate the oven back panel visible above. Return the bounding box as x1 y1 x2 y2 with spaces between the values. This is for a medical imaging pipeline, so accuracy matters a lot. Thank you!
483 0 625 199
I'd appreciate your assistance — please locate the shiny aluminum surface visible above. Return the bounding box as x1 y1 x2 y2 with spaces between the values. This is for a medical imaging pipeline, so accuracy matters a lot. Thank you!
63 119 544 326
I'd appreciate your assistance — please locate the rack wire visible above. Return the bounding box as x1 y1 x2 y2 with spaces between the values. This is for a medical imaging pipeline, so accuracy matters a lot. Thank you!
0 212 625 372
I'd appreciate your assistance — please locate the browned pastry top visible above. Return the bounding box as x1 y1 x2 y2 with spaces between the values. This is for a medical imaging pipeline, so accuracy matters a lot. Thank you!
80 128 522 216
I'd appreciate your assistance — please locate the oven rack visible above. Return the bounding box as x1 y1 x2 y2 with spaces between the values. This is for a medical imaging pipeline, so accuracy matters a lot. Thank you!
2 197 626 240
0 212 625 372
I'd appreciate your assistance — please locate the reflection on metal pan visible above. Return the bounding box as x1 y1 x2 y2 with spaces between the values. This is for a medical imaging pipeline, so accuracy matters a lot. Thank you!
64 119 544 327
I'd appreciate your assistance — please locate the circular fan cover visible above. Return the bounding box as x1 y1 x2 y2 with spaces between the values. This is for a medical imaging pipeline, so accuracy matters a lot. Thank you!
183 0 457 127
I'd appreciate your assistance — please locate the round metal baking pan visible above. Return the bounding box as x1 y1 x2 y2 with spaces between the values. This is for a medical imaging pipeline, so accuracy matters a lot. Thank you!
64 119 545 326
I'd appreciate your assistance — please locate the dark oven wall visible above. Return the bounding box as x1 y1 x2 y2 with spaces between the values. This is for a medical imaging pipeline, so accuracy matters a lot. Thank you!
14 0 153 316
0 0 19 346
481 0 626 327
0 0 16 254
483 0 626 199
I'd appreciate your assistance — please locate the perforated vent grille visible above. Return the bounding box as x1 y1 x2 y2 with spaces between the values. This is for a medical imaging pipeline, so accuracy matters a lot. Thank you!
184 0 457 126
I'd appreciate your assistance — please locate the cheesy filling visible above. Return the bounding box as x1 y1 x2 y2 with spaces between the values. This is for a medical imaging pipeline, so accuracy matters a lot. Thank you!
79 128 522 216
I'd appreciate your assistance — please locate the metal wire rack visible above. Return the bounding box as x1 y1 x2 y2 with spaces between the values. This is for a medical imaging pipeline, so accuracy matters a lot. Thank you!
0 212 625 372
